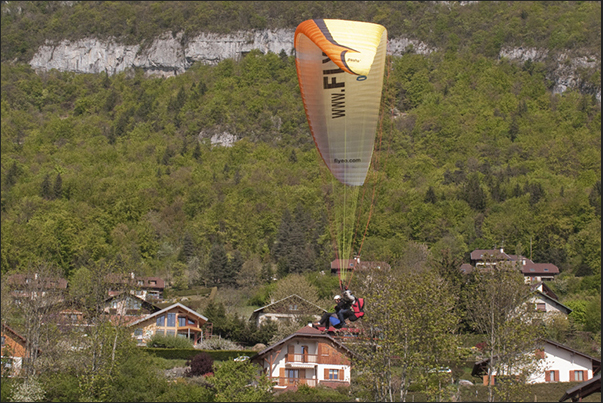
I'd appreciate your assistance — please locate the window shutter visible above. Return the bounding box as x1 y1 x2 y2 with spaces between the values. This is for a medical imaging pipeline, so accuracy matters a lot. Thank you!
280 367 285 386
338 369 342 380
324 368 329 379
554 371 559 382
569 370 575 382
545 371 550 382
300 369 305 379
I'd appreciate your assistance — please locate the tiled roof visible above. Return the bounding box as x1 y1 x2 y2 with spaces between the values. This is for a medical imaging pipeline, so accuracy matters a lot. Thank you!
521 262 559 275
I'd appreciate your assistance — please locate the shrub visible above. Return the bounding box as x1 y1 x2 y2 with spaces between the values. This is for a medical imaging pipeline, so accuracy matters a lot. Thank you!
146 334 194 349
185 352 214 377
195 337 242 350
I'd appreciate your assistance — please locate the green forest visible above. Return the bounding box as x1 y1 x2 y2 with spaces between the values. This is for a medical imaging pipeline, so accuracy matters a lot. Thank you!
0 1 601 402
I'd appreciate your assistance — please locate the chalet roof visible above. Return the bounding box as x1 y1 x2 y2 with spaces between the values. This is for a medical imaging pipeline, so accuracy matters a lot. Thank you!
127 303 208 327
251 325 355 361
104 292 162 312
532 291 573 315
249 294 327 321
470 249 513 261
559 373 601 402
530 281 559 300
473 339 601 376
459 263 474 274
1 323 27 345
521 262 560 275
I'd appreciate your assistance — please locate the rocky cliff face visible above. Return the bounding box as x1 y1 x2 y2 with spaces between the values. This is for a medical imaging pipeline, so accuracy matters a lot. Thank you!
29 29 600 101
29 29 435 78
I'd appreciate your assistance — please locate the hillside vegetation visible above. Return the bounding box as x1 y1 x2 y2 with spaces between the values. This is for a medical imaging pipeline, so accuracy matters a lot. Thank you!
1 2 601 402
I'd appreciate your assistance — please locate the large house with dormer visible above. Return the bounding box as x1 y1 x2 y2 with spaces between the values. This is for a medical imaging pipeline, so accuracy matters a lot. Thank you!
251 325 354 390
464 248 560 282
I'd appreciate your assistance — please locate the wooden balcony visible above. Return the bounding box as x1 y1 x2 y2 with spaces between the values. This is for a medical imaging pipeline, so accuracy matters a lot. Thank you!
286 353 318 364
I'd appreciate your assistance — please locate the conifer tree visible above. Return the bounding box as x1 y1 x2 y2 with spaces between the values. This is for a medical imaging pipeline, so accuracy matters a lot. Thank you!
40 174 53 200
208 243 228 285
53 173 62 200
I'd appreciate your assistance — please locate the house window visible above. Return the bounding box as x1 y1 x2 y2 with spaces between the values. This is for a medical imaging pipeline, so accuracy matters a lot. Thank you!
188 318 195 326
529 268 535 272
328 369 339 380
126 299 141 309
167 313 176 327
111 300 119 309
155 329 165 336
575 370 584 381
137 280 143 286
156 315 165 327
548 371 556 382
166 329 175 337
544 268 549 272
536 303 546 312
179 317 186 327
287 369 299 379
289 304 298 311
134 328 143 337
1 336 5 346
150 281 156 285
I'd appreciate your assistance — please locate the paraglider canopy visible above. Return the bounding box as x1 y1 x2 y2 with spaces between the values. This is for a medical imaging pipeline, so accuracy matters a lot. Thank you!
295 19 388 187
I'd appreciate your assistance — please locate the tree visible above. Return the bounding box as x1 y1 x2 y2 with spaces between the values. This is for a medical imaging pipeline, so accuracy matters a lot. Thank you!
224 250 244 287
464 173 486 211
463 266 545 402
5 262 65 380
352 242 460 402
208 243 228 286
268 273 321 306
40 174 53 200
53 173 63 200
208 359 273 402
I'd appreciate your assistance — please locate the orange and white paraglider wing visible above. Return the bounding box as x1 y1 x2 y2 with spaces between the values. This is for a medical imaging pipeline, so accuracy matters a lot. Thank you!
295 19 387 186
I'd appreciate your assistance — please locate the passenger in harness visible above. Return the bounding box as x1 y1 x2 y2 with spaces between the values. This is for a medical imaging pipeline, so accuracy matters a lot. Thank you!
338 289 365 324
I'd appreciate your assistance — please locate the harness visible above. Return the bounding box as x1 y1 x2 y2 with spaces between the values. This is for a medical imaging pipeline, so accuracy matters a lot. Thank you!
348 298 365 321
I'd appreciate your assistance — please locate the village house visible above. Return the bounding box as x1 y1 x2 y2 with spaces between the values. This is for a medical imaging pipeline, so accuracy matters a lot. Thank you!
6 273 68 304
473 339 601 385
249 294 327 327
1 324 28 377
127 303 207 346
464 248 560 282
103 292 163 325
106 273 165 301
251 325 354 390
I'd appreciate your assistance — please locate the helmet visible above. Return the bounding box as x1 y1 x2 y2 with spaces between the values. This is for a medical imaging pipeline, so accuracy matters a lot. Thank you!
334 295 341 300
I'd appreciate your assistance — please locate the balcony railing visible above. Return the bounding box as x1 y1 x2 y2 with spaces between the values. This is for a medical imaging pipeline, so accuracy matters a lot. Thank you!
285 353 318 364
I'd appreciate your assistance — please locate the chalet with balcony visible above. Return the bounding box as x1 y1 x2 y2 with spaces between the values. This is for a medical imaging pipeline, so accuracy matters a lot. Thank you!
127 303 207 346
251 325 354 390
